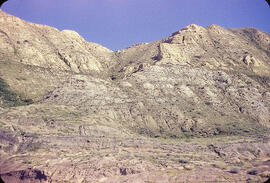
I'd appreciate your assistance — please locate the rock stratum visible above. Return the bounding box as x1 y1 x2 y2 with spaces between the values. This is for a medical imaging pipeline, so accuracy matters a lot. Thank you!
0 10 270 183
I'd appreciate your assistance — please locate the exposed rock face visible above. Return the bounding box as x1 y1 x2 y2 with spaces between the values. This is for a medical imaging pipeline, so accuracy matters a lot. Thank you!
0 10 117 101
0 10 116 74
115 24 270 77
0 10 270 183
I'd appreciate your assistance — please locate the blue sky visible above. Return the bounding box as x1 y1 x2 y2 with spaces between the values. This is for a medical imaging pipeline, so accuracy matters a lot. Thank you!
2 0 270 50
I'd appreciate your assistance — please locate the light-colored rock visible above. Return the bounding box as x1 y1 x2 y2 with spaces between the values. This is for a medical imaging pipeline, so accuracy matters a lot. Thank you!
0 10 116 74
0 10 270 183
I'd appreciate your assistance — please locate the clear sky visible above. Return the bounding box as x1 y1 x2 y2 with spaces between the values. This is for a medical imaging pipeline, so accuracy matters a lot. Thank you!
2 0 270 51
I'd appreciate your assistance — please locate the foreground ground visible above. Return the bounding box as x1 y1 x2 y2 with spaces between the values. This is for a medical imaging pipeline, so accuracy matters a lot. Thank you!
0 104 270 182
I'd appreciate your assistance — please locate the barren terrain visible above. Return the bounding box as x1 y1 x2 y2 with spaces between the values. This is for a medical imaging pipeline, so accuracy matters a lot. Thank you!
0 10 270 182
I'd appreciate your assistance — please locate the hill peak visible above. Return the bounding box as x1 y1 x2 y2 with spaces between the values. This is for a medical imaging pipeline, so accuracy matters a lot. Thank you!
172 24 205 36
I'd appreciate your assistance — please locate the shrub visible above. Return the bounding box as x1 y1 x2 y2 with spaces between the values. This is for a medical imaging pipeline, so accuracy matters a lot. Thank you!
229 168 239 174
247 170 258 175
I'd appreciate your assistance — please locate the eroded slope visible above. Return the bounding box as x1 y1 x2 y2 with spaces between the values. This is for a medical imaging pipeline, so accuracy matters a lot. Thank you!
0 11 270 183
0 10 117 102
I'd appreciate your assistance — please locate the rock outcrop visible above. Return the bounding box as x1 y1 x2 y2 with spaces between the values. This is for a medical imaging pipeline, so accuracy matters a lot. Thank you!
0 10 118 101
0 10 116 74
114 24 270 77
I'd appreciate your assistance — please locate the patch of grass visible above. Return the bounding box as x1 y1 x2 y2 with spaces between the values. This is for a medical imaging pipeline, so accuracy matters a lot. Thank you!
28 143 41 152
134 120 269 141
212 161 227 170
214 121 269 137
0 77 33 107
136 127 187 140
137 128 156 137
167 169 181 177
0 121 5 127
248 74 270 88
30 105 82 123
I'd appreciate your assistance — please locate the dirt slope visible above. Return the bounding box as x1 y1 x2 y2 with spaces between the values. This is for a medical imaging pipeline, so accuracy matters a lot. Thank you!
0 11 270 183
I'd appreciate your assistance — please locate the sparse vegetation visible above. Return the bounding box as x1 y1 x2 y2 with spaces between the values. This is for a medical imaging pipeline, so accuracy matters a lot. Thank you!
0 121 5 127
229 168 239 174
179 159 188 164
0 11 270 183
28 143 41 152
212 161 227 170
248 170 259 175
0 77 33 107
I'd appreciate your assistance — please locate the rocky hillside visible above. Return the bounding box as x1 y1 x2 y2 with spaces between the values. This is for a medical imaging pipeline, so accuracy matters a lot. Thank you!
113 24 270 77
0 10 117 103
0 10 270 183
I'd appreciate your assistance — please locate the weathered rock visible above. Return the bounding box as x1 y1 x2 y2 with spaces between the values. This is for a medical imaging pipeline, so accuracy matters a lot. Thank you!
0 10 270 183
0 10 116 74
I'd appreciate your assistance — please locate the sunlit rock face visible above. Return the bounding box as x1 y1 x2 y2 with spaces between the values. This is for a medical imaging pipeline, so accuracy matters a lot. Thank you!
0 10 270 183
0 10 116 74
